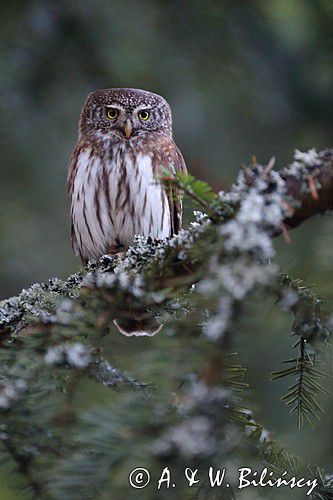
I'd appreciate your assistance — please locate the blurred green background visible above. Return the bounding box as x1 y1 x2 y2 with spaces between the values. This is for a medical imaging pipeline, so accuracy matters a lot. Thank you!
0 0 332 497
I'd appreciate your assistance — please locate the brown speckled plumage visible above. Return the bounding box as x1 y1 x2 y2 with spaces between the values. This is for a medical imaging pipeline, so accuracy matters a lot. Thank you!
67 88 187 335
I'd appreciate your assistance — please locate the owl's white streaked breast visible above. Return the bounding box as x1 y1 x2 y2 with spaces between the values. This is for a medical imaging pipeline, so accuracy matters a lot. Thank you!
71 144 171 261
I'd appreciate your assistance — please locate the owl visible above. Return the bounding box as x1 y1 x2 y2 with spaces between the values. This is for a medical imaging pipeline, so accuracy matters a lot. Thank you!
68 88 187 336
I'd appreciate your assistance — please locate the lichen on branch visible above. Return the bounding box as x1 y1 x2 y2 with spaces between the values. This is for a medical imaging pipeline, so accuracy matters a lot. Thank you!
0 148 332 498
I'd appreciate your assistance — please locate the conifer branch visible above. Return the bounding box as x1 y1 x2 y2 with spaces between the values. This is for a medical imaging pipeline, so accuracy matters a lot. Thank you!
272 273 331 428
0 148 331 497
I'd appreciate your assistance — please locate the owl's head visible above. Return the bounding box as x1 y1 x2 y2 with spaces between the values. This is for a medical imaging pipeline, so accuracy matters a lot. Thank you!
79 88 173 141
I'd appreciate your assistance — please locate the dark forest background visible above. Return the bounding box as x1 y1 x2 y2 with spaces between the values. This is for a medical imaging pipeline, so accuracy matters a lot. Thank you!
0 1 332 497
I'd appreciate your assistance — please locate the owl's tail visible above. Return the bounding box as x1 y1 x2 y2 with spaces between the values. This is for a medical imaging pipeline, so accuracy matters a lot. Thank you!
113 315 163 337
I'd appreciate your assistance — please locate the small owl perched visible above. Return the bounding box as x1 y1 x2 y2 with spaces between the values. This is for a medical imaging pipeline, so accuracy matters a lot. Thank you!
68 88 187 336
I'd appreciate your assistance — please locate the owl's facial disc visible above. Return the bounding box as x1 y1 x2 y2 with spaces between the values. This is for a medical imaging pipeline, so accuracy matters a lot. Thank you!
105 104 156 140
79 88 173 140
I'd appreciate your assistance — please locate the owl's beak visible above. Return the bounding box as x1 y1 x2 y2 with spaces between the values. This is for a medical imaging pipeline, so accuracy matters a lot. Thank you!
124 119 132 139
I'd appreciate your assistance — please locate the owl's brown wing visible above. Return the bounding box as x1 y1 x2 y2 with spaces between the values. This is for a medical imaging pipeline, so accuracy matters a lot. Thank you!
67 144 80 257
67 141 89 262
167 144 187 235
153 136 187 235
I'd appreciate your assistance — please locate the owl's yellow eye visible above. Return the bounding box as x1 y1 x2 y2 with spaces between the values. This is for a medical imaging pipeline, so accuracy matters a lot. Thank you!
106 108 119 120
138 110 150 121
